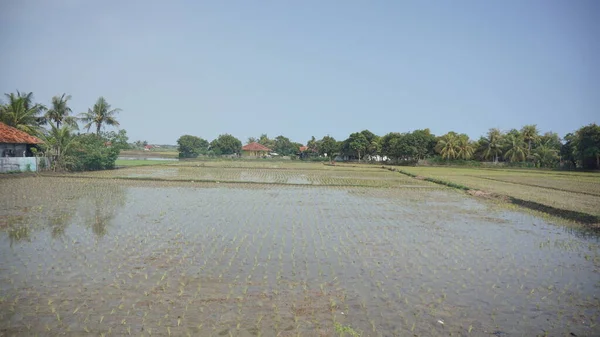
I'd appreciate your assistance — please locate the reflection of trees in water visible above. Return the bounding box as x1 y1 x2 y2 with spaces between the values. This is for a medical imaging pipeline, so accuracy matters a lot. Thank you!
562 226 600 241
48 211 72 239
4 215 30 247
1 179 127 244
8 223 30 247
42 181 127 238
80 183 127 238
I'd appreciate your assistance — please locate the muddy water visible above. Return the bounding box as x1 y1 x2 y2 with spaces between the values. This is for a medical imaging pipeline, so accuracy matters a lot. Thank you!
0 177 598 336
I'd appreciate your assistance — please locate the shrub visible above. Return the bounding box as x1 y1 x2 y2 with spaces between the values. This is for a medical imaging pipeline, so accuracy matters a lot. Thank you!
67 134 119 171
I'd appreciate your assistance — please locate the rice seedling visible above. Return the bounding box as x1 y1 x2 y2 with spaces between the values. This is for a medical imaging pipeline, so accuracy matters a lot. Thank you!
0 165 598 336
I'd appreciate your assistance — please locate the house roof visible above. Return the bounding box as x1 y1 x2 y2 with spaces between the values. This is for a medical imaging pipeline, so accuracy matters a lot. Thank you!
0 122 43 144
242 142 271 152
299 146 316 152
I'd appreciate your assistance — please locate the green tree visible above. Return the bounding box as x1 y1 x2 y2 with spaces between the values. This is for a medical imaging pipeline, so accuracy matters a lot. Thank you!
575 123 600 169
79 97 121 134
347 132 369 162
68 134 120 171
307 136 318 153
456 134 475 160
209 134 242 155
533 142 559 168
521 124 540 155
177 135 209 158
358 130 379 158
503 133 527 162
102 129 130 151
45 93 77 129
0 91 47 135
318 135 339 161
273 135 299 156
247 137 258 144
40 124 78 171
410 129 437 159
539 132 562 151
258 134 276 150
561 133 578 168
367 137 381 159
380 132 401 161
435 132 460 160
480 128 504 163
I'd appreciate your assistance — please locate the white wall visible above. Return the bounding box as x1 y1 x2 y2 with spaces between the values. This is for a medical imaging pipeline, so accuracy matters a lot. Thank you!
0 157 49 173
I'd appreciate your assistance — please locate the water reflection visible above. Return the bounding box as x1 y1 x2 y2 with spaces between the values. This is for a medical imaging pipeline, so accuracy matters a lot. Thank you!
75 182 126 238
1 179 127 242
86 193 124 237
8 226 30 246
48 210 72 239
562 225 600 241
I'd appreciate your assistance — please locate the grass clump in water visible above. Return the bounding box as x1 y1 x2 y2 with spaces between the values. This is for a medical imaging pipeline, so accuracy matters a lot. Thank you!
334 322 361 337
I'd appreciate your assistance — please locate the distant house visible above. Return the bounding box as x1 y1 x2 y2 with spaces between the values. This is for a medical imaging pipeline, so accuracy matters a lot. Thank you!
298 145 317 159
0 122 43 157
242 142 271 157
144 145 153 151
0 122 46 172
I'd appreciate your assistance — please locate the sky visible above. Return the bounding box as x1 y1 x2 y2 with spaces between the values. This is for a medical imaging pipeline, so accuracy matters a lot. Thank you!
1 0 599 145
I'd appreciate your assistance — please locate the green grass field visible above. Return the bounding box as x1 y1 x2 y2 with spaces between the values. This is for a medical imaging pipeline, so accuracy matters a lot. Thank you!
120 150 178 158
396 166 600 218
114 159 172 167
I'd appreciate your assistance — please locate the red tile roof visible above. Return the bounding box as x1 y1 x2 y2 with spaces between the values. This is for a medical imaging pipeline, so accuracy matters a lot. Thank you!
0 122 43 144
242 142 271 152
299 146 316 152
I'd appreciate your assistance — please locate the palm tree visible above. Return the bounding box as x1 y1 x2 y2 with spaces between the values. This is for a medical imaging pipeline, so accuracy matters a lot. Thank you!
368 138 381 158
480 128 504 163
521 124 539 155
435 133 459 160
456 134 475 160
534 142 559 168
0 91 47 135
503 133 527 162
46 94 78 129
79 97 121 134
40 124 78 171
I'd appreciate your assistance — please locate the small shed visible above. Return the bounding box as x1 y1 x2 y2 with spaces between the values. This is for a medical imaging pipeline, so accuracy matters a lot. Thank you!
0 122 43 157
242 142 271 157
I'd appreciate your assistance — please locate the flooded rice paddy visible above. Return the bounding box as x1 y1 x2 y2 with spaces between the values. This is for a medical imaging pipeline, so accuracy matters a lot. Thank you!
75 165 428 188
1 169 599 336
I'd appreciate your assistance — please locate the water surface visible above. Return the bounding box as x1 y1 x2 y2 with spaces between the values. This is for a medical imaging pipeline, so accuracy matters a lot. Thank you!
0 177 598 336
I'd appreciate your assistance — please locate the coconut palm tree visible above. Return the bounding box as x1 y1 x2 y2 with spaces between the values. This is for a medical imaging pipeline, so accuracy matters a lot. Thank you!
480 128 504 163
534 142 559 168
521 124 539 155
0 91 47 135
503 133 527 162
456 134 475 160
435 132 459 160
45 93 78 129
79 97 121 134
40 124 78 171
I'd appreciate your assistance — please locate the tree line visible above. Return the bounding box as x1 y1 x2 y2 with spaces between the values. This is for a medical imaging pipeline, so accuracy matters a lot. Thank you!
177 133 305 158
3 90 596 170
180 124 600 169
0 91 128 171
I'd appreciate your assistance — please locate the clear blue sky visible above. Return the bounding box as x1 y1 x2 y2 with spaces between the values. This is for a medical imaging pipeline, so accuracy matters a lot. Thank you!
1 0 598 145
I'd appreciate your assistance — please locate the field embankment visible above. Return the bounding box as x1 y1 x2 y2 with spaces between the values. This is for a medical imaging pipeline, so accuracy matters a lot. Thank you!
390 166 600 225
